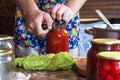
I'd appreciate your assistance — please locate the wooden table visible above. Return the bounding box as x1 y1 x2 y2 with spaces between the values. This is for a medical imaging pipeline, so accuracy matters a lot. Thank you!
14 58 87 80
73 58 87 78
14 68 86 80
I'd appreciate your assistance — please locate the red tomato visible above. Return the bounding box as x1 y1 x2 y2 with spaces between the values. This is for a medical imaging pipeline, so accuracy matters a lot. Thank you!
114 74 120 80
104 74 114 80
46 27 69 53
100 70 107 76
98 67 107 79
103 62 111 71
111 61 120 75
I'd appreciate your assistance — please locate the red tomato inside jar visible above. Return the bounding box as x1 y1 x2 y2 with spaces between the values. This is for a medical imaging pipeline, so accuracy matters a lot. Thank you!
46 21 69 54
87 38 120 80
97 51 120 80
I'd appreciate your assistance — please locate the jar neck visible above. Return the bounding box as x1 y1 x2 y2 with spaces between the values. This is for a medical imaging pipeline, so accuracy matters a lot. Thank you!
51 27 66 31
92 44 120 51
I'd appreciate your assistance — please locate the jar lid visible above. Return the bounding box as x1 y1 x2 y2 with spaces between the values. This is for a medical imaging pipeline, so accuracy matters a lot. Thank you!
0 49 13 56
52 19 66 29
91 38 120 45
97 51 120 60
0 35 13 41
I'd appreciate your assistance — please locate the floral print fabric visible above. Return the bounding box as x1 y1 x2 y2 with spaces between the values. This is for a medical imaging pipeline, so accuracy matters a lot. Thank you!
14 0 80 54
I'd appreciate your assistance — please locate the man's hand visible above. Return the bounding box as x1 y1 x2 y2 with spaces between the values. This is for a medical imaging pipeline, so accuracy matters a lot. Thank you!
16 0 53 37
25 9 53 37
50 4 74 23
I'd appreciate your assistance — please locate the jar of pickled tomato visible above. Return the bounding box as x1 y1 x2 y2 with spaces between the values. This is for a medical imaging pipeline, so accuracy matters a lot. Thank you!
97 51 120 80
46 21 69 54
86 38 120 80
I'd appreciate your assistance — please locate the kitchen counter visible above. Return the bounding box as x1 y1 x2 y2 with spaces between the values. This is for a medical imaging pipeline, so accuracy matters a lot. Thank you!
14 58 87 80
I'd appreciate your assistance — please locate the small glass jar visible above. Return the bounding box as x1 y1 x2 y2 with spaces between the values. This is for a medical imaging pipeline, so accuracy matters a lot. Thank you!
86 38 120 80
0 35 14 80
97 51 120 80
46 21 69 54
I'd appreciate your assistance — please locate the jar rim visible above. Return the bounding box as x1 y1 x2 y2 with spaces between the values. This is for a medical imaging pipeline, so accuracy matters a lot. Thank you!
91 38 120 45
97 51 120 60
0 49 13 56
0 35 13 41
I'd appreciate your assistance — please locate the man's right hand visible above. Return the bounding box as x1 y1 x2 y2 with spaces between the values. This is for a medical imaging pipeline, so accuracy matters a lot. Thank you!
16 0 53 37
25 9 53 37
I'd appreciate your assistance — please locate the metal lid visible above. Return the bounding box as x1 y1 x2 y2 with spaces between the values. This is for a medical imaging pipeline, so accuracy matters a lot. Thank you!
42 20 66 30
0 49 13 56
52 19 66 29
97 51 120 60
91 38 120 45
0 35 13 41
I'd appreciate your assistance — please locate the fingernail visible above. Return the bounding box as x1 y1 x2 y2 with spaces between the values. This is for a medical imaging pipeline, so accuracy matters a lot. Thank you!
48 26 52 30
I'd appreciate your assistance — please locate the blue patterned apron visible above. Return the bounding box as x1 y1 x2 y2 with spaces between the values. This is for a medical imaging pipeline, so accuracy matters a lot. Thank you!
14 0 80 55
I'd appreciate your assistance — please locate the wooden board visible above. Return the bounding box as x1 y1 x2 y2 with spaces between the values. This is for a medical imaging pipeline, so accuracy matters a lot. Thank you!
73 58 87 77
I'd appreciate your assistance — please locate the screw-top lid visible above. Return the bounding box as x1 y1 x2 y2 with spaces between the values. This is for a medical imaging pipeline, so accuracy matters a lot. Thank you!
53 19 66 29
41 19 66 30
97 51 120 60
91 38 120 45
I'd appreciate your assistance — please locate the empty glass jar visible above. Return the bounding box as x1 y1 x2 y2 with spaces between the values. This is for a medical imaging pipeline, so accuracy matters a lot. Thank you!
0 35 14 80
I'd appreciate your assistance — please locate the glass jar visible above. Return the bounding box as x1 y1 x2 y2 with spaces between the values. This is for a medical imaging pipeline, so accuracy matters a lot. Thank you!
0 35 14 80
46 21 69 54
86 38 120 80
97 51 120 80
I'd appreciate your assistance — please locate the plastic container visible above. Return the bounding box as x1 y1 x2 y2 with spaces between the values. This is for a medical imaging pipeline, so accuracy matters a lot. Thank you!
86 38 120 80
97 51 120 80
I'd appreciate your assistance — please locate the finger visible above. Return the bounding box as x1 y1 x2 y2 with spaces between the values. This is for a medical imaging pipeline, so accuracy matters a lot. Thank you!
27 23 35 30
43 13 53 30
27 28 34 34
37 34 44 38
35 20 49 36
62 12 70 22
62 8 74 22
56 5 66 21
50 4 61 19
27 26 40 37
26 24 35 34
